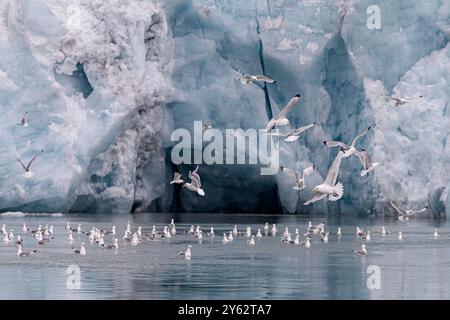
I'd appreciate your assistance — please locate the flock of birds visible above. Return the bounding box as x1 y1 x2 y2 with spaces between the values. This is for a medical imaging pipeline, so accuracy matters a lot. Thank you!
170 71 427 214
0 218 442 259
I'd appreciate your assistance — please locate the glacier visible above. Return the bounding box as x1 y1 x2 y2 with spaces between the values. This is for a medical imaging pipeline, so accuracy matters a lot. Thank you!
0 0 449 217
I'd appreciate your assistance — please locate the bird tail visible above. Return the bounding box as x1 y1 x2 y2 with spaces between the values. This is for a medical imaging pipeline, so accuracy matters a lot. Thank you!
170 181 175 184
197 189 205 196
361 163 379 177
329 182 344 201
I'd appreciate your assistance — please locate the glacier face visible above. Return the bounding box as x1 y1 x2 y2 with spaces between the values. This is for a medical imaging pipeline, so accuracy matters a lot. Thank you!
0 0 449 216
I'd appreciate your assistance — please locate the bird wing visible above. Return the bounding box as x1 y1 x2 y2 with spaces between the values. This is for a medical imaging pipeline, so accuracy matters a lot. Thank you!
277 95 301 119
304 193 327 205
26 151 43 171
390 201 407 216
324 141 349 149
289 123 315 136
302 166 315 177
324 151 345 186
14 155 28 171
281 167 301 177
254 75 275 83
412 207 428 214
351 127 371 147
189 168 201 188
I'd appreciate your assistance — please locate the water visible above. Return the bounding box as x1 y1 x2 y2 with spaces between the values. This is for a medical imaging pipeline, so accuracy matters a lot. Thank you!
0 212 448 299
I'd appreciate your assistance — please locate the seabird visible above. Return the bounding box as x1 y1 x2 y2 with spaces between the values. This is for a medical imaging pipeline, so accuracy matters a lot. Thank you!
22 223 29 233
265 95 301 132
282 227 290 239
246 227 252 238
321 232 329 243
18 112 29 127
247 235 256 246
228 231 234 241
223 233 229 244
433 228 439 238
293 235 300 245
104 238 119 249
304 151 345 205
281 233 292 244
170 172 184 184
256 229 263 238
281 165 315 191
207 227 214 237
14 150 44 178
356 227 365 237
336 227 342 237
301 237 311 248
353 244 367 256
232 225 238 236
68 230 74 242
356 149 379 177
390 201 428 222
324 127 371 158
263 223 269 233
280 123 317 142
15 236 23 245
382 94 423 108
362 230 371 242
178 245 192 259
17 244 37 257
183 165 205 196
398 231 408 241
239 73 276 85
271 224 277 236
73 243 86 255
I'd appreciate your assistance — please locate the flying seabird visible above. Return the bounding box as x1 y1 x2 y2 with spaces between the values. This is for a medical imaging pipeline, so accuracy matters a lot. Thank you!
183 165 205 196
264 94 301 132
304 151 345 205
281 165 315 191
382 94 423 108
356 149 379 177
238 73 276 85
270 123 316 142
390 201 428 222
18 112 28 127
170 172 184 184
324 127 371 158
14 150 44 178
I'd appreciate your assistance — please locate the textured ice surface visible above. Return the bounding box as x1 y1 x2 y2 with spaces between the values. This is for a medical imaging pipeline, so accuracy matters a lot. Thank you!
0 0 449 215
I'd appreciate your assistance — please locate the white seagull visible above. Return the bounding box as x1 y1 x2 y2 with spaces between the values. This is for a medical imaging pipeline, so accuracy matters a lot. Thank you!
73 243 86 255
14 150 44 178
281 165 315 191
390 201 428 222
17 245 37 257
356 149 379 177
265 95 301 132
304 151 345 205
183 165 205 196
324 127 371 158
178 245 192 259
353 244 367 256
238 73 276 85
382 94 423 108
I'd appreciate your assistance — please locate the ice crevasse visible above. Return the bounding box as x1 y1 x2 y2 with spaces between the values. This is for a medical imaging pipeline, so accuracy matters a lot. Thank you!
0 0 449 217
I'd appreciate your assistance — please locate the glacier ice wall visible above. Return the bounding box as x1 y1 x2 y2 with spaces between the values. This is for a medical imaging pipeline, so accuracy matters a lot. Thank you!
0 0 450 216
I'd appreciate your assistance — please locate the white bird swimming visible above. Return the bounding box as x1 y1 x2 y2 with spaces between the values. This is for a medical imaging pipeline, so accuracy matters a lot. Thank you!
207 227 214 237
73 243 86 255
22 223 28 233
324 127 371 158
228 231 234 242
271 224 277 236
265 94 301 132
17 245 37 257
362 230 371 242
18 112 28 127
390 201 428 222
353 244 367 256
238 73 276 85
398 231 408 241
263 223 269 233
293 235 300 245
304 151 345 205
14 150 44 178
321 232 329 243
223 233 229 244
336 227 342 237
247 235 256 246
104 238 119 249
282 227 290 239
281 165 315 191
356 149 379 177
68 230 74 242
183 165 205 196
356 227 365 237
301 237 311 248
178 245 192 259
433 228 439 238
256 229 263 238
170 172 184 184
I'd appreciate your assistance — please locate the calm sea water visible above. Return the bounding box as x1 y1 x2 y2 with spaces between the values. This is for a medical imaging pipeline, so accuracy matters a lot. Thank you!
0 212 448 300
